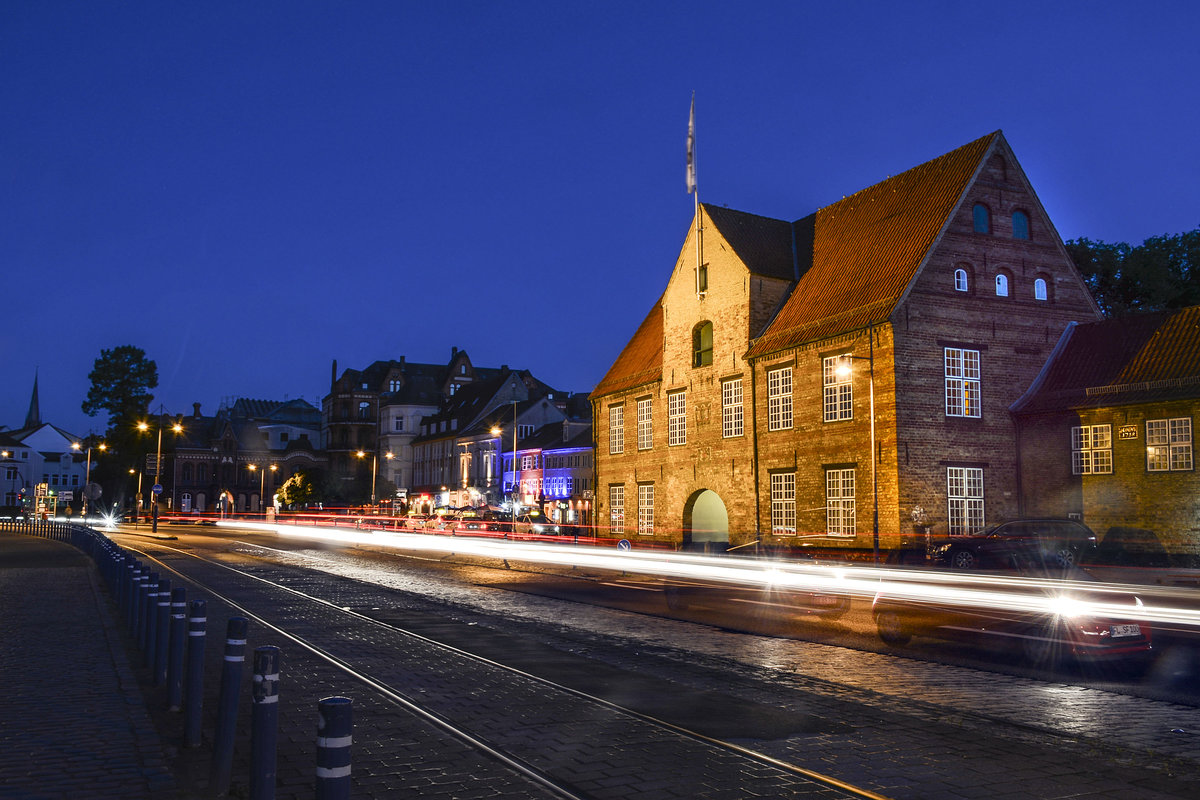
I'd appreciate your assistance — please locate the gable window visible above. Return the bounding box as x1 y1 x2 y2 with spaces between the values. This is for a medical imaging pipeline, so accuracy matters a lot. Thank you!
973 203 990 234
1147 418 1193 472
826 468 856 536
945 348 981 418
995 273 1009 297
823 355 853 422
1012 211 1030 240
767 367 793 431
668 391 687 446
1034 277 1048 301
954 268 969 292
696 264 708 294
1072 425 1113 474
608 405 624 455
770 472 796 535
636 397 653 450
389 380 401 392
609 485 625 534
722 378 743 438
637 484 654 535
518 424 534 439
947 467 985 535
693 321 713 367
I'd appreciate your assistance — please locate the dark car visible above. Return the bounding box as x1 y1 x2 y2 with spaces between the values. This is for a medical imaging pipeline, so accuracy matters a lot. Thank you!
873 544 1151 666
931 518 1097 571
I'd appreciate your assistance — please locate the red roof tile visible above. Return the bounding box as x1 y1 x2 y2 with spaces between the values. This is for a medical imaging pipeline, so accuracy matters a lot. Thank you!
592 299 664 396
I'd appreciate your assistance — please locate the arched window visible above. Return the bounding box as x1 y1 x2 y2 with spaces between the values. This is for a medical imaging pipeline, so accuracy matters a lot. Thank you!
995 273 1009 297
1034 277 1048 301
1012 210 1030 240
973 203 990 234
693 321 713 367
954 268 969 292
182 463 193 483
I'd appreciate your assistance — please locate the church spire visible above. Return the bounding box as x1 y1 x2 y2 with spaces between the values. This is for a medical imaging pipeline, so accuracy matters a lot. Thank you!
24 370 41 429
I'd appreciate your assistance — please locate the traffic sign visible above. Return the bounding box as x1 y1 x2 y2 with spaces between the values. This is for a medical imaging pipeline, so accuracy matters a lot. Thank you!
617 539 632 551
84 482 102 500
152 484 163 495
60 491 74 502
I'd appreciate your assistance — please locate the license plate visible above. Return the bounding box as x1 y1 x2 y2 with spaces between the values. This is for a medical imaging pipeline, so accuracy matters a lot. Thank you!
1110 623 1141 638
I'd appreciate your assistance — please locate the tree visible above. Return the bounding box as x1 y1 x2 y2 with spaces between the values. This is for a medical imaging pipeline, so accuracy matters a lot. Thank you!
82 345 159 431
277 471 316 510
1066 228 1200 316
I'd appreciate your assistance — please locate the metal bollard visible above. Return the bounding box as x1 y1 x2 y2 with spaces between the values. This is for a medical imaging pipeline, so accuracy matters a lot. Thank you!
167 587 187 709
211 617 249 797
251 647 281 800
184 600 207 748
153 577 171 683
140 572 159 654
316 696 353 800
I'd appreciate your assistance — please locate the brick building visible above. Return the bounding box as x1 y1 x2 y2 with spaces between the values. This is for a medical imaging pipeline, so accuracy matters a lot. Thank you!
1012 306 1200 554
593 131 1100 555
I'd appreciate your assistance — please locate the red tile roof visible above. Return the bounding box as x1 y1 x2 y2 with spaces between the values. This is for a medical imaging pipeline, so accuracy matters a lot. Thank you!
592 298 664 396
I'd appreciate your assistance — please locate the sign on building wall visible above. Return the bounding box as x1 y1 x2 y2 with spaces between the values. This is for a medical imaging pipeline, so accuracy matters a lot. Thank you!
1118 425 1139 440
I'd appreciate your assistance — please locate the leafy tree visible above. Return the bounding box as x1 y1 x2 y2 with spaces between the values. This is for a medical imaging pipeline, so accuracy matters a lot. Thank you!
1066 228 1200 316
82 345 158 431
277 471 316 509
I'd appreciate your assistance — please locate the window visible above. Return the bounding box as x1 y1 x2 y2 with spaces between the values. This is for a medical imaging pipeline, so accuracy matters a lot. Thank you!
947 467 985 535
954 268 969 292
358 402 370 420
668 391 687 446
1012 211 1029 240
770 472 796 535
696 264 708 294
608 405 624 454
1034 278 1048 301
722 379 743 438
521 454 535 470
823 355 853 422
637 484 654 535
1147 418 1193 472
945 348 981 418
609 485 625 533
1072 425 1113 474
389 380 402 392
973 203 990 233
518 424 534 439
767 367 793 431
693 321 713 367
394 416 405 432
826 468 856 536
636 397 652 450
995 273 1009 297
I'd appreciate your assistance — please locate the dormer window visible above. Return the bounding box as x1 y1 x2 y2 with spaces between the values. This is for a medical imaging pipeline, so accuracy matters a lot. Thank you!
973 203 990 234
692 321 713 367
1012 210 1030 240
954 268 969 292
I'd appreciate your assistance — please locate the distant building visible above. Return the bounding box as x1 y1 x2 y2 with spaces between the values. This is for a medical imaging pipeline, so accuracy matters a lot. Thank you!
1 374 88 513
1013 306 1200 554
593 131 1100 554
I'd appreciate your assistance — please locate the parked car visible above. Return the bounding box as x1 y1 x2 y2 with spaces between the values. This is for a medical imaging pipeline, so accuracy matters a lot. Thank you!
873 543 1152 666
931 519 1097 571
512 513 560 536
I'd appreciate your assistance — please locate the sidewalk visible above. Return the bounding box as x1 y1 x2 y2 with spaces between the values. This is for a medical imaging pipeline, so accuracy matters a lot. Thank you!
0 528 177 799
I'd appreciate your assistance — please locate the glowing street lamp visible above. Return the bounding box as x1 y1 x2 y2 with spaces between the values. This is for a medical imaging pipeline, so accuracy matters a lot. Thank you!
247 463 278 514
71 441 106 518
835 334 879 564
138 414 183 533
129 468 143 525
355 450 393 504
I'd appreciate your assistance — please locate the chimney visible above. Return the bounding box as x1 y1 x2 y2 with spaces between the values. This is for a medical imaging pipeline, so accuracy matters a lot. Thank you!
193 403 202 418
451 346 458 359
331 359 338 390
400 355 405 369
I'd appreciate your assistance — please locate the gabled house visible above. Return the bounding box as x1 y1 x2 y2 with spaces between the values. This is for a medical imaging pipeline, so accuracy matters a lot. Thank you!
593 131 1100 554
1012 306 1200 553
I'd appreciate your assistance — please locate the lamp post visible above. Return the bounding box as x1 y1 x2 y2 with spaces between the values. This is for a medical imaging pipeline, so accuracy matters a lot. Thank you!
71 441 106 518
138 413 183 533
836 330 879 564
129 468 143 526
355 450 393 505
247 464 277 514
2 450 18 507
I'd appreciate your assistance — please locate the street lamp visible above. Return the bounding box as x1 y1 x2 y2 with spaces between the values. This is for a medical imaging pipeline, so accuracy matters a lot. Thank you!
71 441 106 518
835 333 879 564
490 401 519 531
138 413 183 533
247 463 278 514
129 468 143 526
355 450 393 504
1 450 19 507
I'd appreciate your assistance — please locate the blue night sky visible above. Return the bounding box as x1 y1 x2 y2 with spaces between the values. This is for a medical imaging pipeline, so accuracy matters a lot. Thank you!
3 1 1198 438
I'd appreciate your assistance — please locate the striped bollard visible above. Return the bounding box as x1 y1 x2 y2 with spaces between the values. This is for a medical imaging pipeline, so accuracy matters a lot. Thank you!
153 577 171 684
184 600 207 747
251 647 281 800
211 617 249 797
140 572 159 654
167 587 187 709
316 696 353 800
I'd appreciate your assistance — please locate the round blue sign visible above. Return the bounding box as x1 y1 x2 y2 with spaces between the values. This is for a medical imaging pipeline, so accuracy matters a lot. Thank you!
152 484 163 495
617 539 632 551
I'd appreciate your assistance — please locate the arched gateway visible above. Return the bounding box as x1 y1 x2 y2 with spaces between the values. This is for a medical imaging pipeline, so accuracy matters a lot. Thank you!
683 489 729 553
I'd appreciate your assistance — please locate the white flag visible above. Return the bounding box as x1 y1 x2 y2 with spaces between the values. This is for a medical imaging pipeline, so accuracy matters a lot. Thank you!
686 93 696 194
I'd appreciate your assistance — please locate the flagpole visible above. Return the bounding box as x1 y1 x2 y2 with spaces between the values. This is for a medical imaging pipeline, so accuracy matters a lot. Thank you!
687 93 702 295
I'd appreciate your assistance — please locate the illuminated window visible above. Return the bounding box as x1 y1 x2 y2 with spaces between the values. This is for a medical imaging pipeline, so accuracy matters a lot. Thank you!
823 355 853 422
947 467 985 535
636 397 652 450
609 485 625 534
1012 211 1029 240
693 322 713 367
770 472 796 535
1034 278 1048 301
722 379 743 438
1072 425 1112 474
767 367 793 431
826 468 856 536
668 391 687 446
945 348 981 418
995 273 1009 297
608 405 624 454
637 484 654 534
973 203 990 233
954 268 969 292
1147 418 1192 472
358 402 370 420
